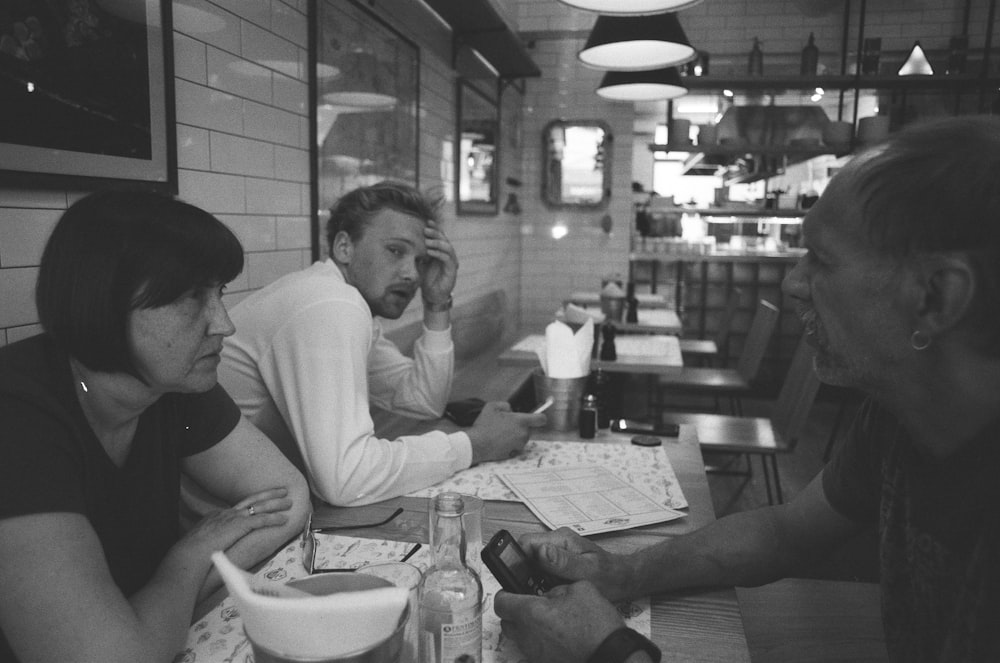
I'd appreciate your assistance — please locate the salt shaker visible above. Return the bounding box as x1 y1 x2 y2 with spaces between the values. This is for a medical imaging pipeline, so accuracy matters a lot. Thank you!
579 394 598 439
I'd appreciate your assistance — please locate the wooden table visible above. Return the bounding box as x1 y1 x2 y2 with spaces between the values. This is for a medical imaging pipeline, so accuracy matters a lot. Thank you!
615 308 683 334
562 309 684 335
568 291 670 309
307 425 751 662
497 333 684 377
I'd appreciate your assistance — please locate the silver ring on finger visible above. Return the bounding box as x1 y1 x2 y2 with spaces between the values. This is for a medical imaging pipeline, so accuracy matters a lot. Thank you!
247 504 256 516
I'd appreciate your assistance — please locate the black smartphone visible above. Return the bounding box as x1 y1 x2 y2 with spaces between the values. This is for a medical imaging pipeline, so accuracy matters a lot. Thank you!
610 418 680 437
444 398 486 427
480 529 563 595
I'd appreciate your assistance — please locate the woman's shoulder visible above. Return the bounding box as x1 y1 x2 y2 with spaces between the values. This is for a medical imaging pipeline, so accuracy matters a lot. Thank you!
154 384 242 454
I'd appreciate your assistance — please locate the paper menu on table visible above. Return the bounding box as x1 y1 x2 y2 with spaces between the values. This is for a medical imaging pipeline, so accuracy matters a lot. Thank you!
407 440 688 512
496 465 686 536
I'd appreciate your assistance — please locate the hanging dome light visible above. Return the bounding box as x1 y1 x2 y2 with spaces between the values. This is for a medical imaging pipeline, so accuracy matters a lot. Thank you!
898 41 934 76
322 51 397 110
597 67 688 101
579 14 696 71
557 0 703 14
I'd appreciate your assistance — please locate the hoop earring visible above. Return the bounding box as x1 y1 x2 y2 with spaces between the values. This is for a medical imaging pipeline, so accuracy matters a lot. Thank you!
911 330 931 351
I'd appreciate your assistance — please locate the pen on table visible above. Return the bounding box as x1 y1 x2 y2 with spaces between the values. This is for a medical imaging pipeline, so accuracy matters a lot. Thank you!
399 542 422 563
532 396 555 414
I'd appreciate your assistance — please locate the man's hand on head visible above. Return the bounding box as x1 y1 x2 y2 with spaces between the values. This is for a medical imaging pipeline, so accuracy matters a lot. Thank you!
420 220 459 306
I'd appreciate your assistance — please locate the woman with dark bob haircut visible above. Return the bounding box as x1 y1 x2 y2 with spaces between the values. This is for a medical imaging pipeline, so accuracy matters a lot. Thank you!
0 191 310 663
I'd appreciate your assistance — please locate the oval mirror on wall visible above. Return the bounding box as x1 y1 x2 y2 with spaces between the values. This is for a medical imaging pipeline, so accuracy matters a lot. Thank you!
542 120 612 208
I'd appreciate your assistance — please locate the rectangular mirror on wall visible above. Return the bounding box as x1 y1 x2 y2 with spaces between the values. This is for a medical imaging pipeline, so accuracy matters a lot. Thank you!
315 0 419 254
456 78 499 215
543 119 612 209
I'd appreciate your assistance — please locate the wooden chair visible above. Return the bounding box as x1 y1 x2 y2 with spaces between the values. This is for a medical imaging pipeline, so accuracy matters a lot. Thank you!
655 298 780 416
661 334 821 504
677 287 742 367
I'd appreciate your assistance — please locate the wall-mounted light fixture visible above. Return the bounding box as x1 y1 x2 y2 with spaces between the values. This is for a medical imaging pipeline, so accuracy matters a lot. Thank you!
597 67 687 101
557 0 702 13
579 13 696 71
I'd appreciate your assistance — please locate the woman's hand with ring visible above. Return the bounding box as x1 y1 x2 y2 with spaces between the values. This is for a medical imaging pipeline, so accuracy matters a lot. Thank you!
176 487 294 561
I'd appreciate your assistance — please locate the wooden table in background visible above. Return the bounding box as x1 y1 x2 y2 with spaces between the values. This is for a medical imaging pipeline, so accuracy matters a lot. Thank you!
564 308 684 335
497 333 683 377
567 291 670 309
614 308 684 335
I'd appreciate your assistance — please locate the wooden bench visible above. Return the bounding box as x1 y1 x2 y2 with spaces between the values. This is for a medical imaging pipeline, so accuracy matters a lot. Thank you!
373 289 536 438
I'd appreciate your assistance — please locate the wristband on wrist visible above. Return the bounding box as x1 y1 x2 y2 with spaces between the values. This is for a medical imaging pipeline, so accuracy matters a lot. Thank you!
423 295 453 312
587 627 661 663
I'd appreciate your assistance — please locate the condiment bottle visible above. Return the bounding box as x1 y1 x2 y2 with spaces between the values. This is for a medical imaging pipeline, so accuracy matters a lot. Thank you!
418 493 482 663
590 368 612 429
801 32 818 75
579 394 598 439
748 37 763 76
599 324 617 361
625 282 639 324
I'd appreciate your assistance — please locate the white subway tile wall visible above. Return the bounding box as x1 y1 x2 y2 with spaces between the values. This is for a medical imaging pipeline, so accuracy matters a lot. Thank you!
0 0 986 346
0 0 526 346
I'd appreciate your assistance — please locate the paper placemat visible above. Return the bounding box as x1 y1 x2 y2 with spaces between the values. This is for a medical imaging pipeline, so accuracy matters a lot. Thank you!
497 465 686 535
180 534 650 663
408 440 687 511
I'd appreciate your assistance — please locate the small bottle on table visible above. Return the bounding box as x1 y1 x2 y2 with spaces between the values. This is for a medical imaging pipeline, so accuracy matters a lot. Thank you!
418 493 482 663
579 394 598 439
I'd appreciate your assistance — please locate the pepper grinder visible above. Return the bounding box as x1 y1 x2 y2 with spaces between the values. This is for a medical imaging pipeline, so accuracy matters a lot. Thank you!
748 37 764 76
800 32 818 76
599 324 617 361
625 282 639 324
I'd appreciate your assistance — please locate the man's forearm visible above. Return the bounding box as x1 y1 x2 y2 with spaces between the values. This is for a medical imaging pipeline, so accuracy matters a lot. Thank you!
626 506 806 596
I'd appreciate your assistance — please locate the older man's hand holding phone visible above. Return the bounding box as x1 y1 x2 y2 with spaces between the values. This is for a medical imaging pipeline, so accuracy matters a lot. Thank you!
481 529 565 595
489 528 661 663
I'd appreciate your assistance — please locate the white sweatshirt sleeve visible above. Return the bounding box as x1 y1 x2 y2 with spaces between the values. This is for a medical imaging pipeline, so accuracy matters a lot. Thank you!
367 323 454 418
261 298 472 506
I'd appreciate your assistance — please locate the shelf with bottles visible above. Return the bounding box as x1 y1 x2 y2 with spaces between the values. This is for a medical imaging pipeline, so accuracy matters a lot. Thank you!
685 207 804 219
680 73 1000 93
649 142 846 158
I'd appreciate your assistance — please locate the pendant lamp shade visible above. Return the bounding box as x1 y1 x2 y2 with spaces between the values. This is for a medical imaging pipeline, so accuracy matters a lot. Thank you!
898 41 934 76
322 52 397 109
597 67 688 101
579 14 696 71
557 0 703 14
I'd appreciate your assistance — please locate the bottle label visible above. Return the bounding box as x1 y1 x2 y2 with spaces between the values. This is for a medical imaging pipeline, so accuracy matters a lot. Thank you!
422 613 482 663
441 616 481 662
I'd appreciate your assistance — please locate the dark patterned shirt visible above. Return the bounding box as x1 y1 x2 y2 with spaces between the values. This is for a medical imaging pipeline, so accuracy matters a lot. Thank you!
823 398 1000 662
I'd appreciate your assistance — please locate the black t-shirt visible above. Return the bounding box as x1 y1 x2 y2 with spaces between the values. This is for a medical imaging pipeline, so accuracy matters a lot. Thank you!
0 334 240 662
823 398 1000 662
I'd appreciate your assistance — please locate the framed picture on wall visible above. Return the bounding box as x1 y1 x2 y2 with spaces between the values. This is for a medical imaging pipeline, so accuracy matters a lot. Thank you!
0 0 176 191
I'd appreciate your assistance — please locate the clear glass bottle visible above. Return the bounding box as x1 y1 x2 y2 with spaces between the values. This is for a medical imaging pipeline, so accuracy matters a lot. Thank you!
589 368 613 429
418 493 483 663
